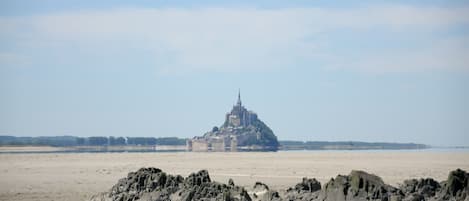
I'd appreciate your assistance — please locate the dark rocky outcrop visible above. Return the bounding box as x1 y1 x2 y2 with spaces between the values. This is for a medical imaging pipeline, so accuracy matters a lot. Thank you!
90 168 250 201
284 177 321 201
317 170 403 201
108 167 184 201
184 170 211 187
250 182 281 201
400 178 440 200
430 168 469 201
91 168 469 201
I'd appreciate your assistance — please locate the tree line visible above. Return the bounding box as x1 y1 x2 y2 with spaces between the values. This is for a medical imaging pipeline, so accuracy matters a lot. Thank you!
0 136 187 147
279 140 427 150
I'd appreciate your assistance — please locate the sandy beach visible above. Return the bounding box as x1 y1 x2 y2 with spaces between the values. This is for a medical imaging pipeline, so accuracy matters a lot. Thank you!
0 150 468 201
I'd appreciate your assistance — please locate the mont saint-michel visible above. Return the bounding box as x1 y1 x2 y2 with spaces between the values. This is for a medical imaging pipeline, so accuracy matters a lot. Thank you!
187 91 279 151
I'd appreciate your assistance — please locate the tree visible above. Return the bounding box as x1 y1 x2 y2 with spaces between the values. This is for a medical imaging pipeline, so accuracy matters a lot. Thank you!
88 137 108 146
76 137 86 146
115 137 126 145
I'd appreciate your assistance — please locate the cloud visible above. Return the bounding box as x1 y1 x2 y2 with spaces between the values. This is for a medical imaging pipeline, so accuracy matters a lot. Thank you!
1 5 469 74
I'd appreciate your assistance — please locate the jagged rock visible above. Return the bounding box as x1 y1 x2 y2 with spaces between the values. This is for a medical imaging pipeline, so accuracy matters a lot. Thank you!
90 192 110 201
292 178 322 193
253 182 270 191
93 168 251 201
431 168 469 201
250 182 281 201
401 194 424 201
179 171 252 201
229 178 236 186
285 178 321 201
318 174 349 201
318 170 403 201
91 168 469 201
184 170 211 187
107 167 183 201
400 178 440 200
179 181 251 201
445 169 469 198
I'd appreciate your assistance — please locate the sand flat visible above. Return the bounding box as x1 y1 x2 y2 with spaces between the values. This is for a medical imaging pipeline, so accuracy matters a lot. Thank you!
0 151 468 201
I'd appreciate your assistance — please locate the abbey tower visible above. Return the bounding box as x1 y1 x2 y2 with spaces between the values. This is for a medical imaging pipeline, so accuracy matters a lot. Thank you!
224 90 258 128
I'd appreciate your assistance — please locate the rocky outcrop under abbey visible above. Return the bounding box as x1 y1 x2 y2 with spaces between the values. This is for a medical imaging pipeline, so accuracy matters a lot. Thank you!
91 168 469 201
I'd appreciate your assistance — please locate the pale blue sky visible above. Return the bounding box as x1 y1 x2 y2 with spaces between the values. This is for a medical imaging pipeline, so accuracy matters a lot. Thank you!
1 0 468 146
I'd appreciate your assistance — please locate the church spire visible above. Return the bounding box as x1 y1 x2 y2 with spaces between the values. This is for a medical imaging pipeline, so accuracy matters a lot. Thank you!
237 89 242 106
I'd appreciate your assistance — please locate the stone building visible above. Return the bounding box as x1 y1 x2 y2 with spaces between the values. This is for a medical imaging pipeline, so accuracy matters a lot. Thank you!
224 91 258 128
187 90 279 152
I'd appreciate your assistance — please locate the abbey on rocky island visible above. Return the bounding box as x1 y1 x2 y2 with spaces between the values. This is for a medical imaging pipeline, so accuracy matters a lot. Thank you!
187 91 279 152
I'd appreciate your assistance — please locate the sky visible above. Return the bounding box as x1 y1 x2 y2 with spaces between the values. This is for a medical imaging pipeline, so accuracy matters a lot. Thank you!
1 0 468 146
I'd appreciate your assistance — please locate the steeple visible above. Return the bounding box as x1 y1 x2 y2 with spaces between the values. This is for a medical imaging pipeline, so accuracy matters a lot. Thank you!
237 89 242 106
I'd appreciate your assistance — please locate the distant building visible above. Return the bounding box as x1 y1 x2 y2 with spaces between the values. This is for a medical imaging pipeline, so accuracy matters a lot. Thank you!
224 91 258 128
187 90 279 152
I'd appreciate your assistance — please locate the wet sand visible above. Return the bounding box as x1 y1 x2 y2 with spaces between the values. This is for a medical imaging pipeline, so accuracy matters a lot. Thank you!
0 151 468 201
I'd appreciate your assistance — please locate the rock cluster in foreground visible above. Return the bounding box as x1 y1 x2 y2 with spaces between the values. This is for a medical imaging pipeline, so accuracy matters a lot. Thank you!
91 168 469 201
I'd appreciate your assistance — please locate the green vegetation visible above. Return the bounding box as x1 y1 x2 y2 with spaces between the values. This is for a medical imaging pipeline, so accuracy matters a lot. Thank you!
109 136 126 145
279 140 427 150
0 136 77 146
0 136 187 147
0 135 427 150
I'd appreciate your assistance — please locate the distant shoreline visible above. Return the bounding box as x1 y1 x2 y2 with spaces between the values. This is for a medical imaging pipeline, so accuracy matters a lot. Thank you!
4 135 464 154
2 145 467 154
0 145 187 154
2 136 466 153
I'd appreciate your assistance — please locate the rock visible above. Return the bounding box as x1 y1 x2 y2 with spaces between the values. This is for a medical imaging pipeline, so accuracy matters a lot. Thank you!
250 182 281 201
400 178 440 200
108 167 184 201
401 193 424 201
253 182 270 191
292 178 322 193
89 192 111 201
318 175 349 201
184 170 211 187
431 168 469 201
96 168 251 201
445 169 469 197
285 178 321 201
91 168 469 201
318 170 403 201
180 171 252 201
180 182 251 201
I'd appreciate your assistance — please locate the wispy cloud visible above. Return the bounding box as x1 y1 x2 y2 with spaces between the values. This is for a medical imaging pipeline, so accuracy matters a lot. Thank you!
1 5 469 74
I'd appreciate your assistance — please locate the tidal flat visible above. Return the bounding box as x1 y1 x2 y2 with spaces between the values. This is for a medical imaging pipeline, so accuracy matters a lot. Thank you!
0 150 468 201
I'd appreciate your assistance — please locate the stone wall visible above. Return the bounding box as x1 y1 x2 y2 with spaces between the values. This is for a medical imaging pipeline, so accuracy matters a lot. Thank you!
211 140 225 152
188 137 240 152
191 140 209 152
230 138 237 152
